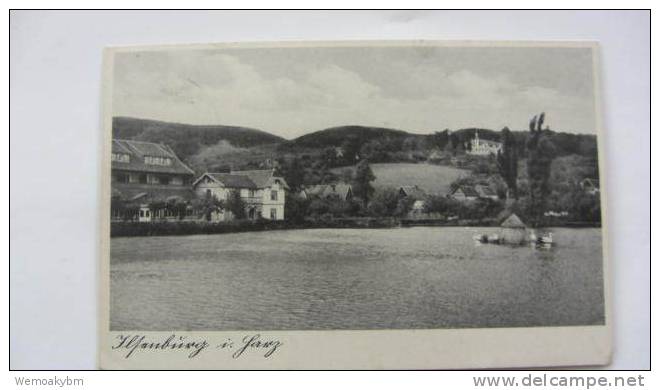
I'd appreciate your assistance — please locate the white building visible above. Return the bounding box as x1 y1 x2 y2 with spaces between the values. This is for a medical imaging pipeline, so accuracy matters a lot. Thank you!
192 169 288 221
468 131 503 156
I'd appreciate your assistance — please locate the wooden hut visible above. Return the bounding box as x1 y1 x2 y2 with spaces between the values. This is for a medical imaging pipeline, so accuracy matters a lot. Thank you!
500 213 527 245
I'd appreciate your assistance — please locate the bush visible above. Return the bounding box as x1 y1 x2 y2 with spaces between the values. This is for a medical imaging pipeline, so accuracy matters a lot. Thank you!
367 188 400 217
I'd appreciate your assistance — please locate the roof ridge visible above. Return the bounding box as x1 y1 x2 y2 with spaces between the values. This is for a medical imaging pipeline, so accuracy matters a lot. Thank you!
209 172 249 176
231 168 274 173
114 138 165 145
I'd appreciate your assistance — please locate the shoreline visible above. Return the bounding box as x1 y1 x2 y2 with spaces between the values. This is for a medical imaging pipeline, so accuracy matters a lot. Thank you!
110 219 601 238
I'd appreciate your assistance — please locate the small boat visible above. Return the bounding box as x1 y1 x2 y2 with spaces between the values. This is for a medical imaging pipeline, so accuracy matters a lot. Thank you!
473 234 487 243
487 234 500 244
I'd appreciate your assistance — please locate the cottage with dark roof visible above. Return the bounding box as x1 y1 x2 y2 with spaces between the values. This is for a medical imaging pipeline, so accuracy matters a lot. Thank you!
192 169 288 221
398 185 427 200
111 139 196 222
474 184 499 200
448 185 480 201
303 183 353 201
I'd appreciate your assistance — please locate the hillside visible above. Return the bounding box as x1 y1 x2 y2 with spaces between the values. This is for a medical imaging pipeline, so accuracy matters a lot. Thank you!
332 163 470 196
112 117 599 175
112 117 285 161
284 125 423 149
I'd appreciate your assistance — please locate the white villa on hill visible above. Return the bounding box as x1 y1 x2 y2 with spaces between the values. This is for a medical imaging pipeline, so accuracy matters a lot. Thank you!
468 131 502 156
192 169 288 221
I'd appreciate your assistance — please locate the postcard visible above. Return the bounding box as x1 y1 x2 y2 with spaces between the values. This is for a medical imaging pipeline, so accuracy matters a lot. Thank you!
99 40 610 369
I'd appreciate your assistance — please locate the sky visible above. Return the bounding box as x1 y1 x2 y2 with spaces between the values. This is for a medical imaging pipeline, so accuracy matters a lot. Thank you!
112 45 597 139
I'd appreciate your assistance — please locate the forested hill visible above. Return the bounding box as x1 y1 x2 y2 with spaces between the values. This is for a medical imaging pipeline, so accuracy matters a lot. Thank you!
284 125 420 149
112 117 285 161
284 125 598 159
435 128 598 159
112 117 599 164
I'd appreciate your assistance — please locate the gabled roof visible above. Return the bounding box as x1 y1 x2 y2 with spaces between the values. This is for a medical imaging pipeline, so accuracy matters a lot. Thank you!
112 139 195 175
501 213 526 228
475 184 497 197
192 169 289 190
231 169 274 188
399 185 427 199
206 173 257 189
232 169 289 190
306 183 352 200
452 185 479 197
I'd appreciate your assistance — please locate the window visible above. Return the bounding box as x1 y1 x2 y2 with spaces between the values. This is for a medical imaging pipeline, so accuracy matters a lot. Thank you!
270 208 277 219
271 190 278 201
111 153 130 163
139 174 147 184
139 210 144 217
158 176 171 185
144 156 172 166
115 173 129 183
249 190 255 197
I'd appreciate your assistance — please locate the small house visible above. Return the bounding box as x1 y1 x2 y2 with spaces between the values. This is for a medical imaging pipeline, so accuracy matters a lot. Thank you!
475 184 499 200
500 213 527 245
398 185 428 217
448 185 479 201
305 183 353 201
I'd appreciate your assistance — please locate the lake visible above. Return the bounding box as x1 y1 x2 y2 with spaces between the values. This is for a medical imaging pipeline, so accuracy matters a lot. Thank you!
110 227 605 330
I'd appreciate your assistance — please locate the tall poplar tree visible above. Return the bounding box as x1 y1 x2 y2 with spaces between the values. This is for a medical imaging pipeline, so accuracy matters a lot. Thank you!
497 127 519 199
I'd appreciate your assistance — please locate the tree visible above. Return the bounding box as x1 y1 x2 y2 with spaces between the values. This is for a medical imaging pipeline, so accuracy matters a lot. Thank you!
277 157 304 192
367 188 399 217
320 147 338 168
341 135 362 164
497 127 519 199
111 196 125 220
395 196 416 217
526 113 556 225
225 190 246 220
308 198 330 218
284 192 309 223
423 195 459 215
194 192 224 221
148 201 167 221
166 197 189 220
352 160 376 206
340 168 354 184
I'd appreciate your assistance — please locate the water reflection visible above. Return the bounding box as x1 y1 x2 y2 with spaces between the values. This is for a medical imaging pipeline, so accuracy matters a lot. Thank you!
110 227 605 331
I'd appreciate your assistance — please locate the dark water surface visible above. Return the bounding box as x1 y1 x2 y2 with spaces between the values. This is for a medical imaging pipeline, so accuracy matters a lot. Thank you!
110 227 605 330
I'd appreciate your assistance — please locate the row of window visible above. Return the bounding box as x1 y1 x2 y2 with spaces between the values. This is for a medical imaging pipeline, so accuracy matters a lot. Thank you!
113 207 277 219
205 189 279 201
112 173 186 185
144 156 172 166
111 208 194 219
111 153 130 163
111 153 173 166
